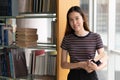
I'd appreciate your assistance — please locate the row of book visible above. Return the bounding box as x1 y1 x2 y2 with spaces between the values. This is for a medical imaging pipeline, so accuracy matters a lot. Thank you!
0 48 57 78
0 24 14 46
0 48 28 78
19 0 56 13
29 49 56 76
0 24 38 48
0 0 12 16
0 0 18 16
0 0 56 16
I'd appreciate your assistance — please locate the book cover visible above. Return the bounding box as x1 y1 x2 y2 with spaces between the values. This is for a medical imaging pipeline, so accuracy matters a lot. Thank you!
10 48 28 78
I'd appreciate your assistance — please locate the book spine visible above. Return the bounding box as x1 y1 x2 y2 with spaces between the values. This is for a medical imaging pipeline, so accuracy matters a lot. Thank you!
0 25 4 46
9 50 15 78
4 29 9 46
8 0 12 16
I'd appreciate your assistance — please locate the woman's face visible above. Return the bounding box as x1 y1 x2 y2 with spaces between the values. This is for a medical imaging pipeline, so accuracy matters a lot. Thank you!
68 11 84 32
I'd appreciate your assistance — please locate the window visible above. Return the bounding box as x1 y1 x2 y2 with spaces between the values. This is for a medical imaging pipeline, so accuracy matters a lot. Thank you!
96 0 108 46
115 0 120 50
80 0 120 80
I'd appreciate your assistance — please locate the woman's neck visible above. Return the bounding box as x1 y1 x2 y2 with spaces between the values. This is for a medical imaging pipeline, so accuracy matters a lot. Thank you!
75 30 89 36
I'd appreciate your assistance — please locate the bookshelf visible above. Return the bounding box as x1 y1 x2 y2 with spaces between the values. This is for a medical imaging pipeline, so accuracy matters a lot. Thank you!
0 0 80 80
0 18 57 80
0 0 57 79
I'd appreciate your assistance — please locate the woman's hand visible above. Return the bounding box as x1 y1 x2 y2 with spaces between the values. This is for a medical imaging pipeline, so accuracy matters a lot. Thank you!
80 61 94 73
87 60 98 71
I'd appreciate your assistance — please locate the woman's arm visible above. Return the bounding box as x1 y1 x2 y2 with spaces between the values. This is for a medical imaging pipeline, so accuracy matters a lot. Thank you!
61 49 85 69
88 48 108 71
61 49 93 73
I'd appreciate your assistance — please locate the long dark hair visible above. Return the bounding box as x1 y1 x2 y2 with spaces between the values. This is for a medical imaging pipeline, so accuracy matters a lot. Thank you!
65 6 90 36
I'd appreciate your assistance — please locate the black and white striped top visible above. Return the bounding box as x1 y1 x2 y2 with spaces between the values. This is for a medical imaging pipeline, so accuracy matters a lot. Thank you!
61 32 103 62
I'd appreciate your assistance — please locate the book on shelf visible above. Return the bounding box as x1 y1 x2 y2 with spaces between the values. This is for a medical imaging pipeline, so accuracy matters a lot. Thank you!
18 0 29 13
51 20 57 44
16 31 37 36
16 27 37 32
0 25 4 46
16 36 38 42
0 49 8 77
29 50 46 75
10 48 28 78
16 34 38 41
0 0 11 16
16 41 37 48
2 48 11 77
18 0 56 13
0 48 28 78
0 50 2 75
0 24 14 46
47 52 56 76
29 50 56 76
4 29 13 46
0 0 18 16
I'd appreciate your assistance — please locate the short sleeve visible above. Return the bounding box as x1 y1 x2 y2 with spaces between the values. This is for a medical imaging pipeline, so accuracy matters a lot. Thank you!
96 34 104 49
61 36 69 50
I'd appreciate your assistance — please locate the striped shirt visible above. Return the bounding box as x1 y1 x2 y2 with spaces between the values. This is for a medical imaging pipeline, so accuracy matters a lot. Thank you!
61 32 103 62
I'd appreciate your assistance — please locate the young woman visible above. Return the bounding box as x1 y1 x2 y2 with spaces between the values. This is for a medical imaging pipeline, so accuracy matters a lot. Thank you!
61 6 108 80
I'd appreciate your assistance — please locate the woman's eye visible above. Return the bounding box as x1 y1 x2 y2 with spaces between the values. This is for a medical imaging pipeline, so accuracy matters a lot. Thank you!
76 17 79 20
69 19 73 22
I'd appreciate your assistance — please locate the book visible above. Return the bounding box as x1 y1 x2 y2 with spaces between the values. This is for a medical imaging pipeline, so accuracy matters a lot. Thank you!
3 48 11 77
10 48 28 78
16 27 37 32
16 28 37 37
16 41 37 48
30 50 46 75
3 26 14 46
0 0 18 16
16 31 37 35
16 34 38 41
51 20 57 44
18 0 28 13
0 49 9 77
0 0 10 16
8 49 14 78
0 25 4 45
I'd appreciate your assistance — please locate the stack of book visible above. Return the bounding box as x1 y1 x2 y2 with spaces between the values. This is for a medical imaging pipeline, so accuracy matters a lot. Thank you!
15 27 38 47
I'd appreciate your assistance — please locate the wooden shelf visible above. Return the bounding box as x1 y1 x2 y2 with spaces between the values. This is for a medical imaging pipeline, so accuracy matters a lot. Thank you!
0 13 56 19
0 75 56 80
17 13 56 18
